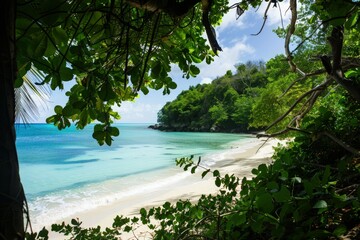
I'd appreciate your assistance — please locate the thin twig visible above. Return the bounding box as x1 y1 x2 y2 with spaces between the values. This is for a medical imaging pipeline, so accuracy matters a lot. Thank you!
265 79 331 131
279 69 327 98
251 1 271 36
335 184 360 194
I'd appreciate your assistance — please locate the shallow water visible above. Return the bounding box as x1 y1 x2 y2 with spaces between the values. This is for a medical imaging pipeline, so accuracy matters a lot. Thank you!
16 123 253 229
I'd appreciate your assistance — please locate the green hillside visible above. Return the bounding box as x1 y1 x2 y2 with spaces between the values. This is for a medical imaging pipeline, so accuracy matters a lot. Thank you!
155 61 268 132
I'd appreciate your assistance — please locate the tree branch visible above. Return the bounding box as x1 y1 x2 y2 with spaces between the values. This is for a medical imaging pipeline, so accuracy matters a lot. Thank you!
265 79 331 131
251 1 271 36
285 0 301 74
201 0 222 54
279 69 327 98
317 131 360 156
328 26 360 102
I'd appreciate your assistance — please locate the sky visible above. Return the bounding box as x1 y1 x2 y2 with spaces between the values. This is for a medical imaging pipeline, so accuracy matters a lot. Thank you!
34 0 292 124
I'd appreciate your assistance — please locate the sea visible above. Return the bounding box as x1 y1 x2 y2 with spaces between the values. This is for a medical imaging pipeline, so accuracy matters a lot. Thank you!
16 123 255 230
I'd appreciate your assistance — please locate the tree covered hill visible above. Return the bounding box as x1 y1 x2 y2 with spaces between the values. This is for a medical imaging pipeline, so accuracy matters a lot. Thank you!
154 60 270 133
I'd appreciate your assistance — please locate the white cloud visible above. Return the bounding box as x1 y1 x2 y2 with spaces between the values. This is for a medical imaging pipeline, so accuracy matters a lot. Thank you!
196 38 254 84
200 77 212 84
115 101 162 123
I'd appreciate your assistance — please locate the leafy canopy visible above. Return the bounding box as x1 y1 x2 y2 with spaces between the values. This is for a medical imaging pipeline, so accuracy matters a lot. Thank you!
16 0 230 145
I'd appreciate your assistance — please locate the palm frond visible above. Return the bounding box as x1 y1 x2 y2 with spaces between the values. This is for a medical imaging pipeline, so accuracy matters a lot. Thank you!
15 67 50 123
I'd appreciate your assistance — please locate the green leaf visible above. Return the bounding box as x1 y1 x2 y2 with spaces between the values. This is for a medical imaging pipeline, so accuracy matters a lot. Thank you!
303 180 313 196
46 115 55 124
215 177 221 187
140 208 147 217
108 126 120 137
175 30 186 40
256 193 274 213
190 55 202 63
189 65 200 75
273 185 291 202
124 225 132 232
313 200 328 209
344 68 360 78
60 67 73 81
266 181 279 192
38 227 49 239
141 86 149 95
168 81 177 89
94 124 104 132
14 77 24 88
34 35 48 57
54 105 63 114
230 213 246 226
151 62 162 79
99 82 117 101
213 170 220 177
52 27 68 46
71 218 80 226
345 12 359 30
196 209 203 219
105 134 112 146
92 131 105 145
201 169 210 178
321 165 331 185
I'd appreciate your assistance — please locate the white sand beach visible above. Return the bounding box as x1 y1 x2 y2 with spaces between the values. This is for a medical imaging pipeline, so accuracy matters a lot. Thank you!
44 137 284 239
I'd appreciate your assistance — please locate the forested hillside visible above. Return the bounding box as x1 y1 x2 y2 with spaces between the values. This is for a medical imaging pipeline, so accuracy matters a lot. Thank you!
156 61 268 132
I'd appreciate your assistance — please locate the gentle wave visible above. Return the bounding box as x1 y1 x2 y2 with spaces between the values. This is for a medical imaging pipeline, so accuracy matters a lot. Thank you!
29 167 192 230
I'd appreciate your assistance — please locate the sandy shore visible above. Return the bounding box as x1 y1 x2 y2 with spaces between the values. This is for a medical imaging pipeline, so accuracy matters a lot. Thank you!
47 137 283 239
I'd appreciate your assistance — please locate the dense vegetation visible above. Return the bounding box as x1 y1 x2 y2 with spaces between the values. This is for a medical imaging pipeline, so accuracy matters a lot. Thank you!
28 0 360 239
156 61 267 132
1 0 358 239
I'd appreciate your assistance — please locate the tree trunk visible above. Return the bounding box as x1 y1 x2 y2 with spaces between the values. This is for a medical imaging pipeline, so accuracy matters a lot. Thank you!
0 0 25 239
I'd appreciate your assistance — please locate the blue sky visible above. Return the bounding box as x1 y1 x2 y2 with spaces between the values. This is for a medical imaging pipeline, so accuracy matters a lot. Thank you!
34 0 291 123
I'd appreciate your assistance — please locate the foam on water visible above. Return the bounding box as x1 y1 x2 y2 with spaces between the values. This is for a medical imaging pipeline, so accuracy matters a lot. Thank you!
29 167 193 230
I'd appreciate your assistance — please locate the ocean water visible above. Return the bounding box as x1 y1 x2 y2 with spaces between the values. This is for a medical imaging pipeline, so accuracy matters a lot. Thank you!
16 123 254 229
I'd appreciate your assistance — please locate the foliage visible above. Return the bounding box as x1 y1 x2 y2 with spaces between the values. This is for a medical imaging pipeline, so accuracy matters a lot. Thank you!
24 0 360 239
157 61 267 132
16 0 230 145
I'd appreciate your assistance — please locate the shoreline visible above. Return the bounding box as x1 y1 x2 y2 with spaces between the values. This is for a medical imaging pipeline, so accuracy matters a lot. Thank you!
44 137 283 239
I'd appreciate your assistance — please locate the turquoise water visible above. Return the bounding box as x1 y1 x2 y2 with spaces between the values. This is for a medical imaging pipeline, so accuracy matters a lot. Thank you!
16 123 253 228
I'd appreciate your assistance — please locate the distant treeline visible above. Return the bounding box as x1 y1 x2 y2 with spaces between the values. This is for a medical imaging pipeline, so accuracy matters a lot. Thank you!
152 61 269 133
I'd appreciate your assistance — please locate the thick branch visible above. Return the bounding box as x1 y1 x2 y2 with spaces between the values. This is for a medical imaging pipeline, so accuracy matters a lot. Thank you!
285 0 299 73
328 26 360 102
201 0 222 54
